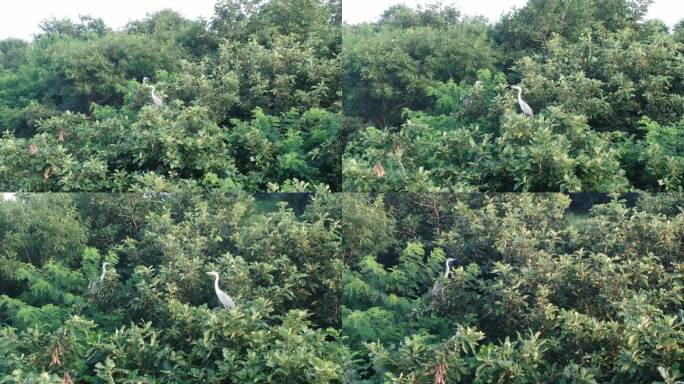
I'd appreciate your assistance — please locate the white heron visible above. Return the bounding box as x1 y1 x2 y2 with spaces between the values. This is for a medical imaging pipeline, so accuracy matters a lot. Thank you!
511 85 534 117
206 271 236 309
87 261 110 295
431 257 457 295
142 77 164 108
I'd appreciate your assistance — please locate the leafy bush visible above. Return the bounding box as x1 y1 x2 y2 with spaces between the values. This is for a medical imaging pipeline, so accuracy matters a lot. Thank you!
342 193 684 383
0 106 340 192
0 0 341 192
343 1 684 192
0 192 348 382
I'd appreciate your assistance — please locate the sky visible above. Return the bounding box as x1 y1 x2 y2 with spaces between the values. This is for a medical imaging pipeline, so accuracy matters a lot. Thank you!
0 0 681 40
0 0 217 40
343 0 683 27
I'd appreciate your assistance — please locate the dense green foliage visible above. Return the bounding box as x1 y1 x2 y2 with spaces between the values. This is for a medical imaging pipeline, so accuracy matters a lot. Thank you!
343 0 684 192
2 191 682 383
342 193 684 383
0 192 349 382
0 0 341 192
3 1 684 382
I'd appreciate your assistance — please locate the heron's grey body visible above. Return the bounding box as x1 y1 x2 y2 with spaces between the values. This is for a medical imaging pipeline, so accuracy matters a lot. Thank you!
511 85 534 117
87 262 110 295
431 258 457 295
207 271 236 309
463 81 484 110
142 77 164 108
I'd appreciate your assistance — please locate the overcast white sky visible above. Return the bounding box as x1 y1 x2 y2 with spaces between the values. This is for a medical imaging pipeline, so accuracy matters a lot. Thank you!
343 0 683 27
0 0 681 40
0 0 217 40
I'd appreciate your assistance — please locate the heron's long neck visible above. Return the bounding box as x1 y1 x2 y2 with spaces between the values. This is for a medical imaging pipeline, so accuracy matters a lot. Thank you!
214 275 220 292
516 88 522 102
444 261 450 278
150 86 157 97
100 263 107 280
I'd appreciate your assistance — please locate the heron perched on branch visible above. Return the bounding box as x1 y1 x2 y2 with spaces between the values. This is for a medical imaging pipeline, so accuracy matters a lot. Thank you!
463 81 484 110
206 271 236 309
432 258 457 295
142 77 164 108
87 262 110 295
511 85 534 117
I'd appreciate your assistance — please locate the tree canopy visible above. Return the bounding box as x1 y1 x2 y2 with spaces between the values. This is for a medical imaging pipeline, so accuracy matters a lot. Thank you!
0 192 348 382
341 192 684 383
343 0 684 192
0 0 341 192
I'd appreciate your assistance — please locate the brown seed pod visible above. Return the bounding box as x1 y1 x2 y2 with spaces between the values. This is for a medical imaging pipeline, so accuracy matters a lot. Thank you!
29 144 38 156
58 129 65 142
434 363 446 384
62 372 74 384
394 143 402 161
373 162 385 178
50 345 61 367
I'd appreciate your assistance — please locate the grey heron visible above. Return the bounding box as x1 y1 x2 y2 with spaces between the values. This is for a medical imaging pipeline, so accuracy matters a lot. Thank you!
431 257 457 295
142 77 164 108
511 85 534 117
87 261 110 295
206 271 236 309
463 81 484 110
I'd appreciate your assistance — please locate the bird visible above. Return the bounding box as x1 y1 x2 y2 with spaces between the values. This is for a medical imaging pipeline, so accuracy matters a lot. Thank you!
206 271 236 309
431 257 457 295
142 77 164 108
463 81 484 110
87 261 110 295
511 85 534 117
